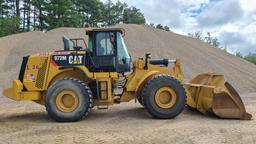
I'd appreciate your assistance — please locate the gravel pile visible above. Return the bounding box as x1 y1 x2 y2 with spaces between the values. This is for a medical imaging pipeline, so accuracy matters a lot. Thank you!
0 24 255 93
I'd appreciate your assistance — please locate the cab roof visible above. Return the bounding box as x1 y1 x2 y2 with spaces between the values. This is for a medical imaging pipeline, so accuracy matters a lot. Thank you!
85 27 125 35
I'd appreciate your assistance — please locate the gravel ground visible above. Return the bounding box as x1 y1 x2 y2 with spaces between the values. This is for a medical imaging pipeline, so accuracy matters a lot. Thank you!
0 93 255 144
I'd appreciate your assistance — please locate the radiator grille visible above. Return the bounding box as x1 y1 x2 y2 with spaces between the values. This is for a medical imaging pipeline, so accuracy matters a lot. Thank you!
35 58 48 89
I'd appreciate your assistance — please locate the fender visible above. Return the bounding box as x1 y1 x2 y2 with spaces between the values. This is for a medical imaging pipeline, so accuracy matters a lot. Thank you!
59 66 93 81
46 65 93 89
135 70 161 92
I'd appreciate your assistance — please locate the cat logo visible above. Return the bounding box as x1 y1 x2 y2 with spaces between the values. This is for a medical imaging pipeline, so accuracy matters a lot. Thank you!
68 55 83 64
52 54 84 66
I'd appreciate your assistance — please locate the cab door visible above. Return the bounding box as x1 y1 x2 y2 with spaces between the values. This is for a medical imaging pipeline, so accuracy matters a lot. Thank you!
90 32 117 72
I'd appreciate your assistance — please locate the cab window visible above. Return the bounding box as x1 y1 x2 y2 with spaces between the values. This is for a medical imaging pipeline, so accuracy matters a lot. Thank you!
95 32 115 56
117 32 130 64
87 34 93 52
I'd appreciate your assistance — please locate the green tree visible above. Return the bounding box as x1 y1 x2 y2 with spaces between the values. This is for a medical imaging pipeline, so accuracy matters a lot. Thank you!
0 0 7 18
188 31 204 41
244 53 256 65
188 31 221 48
73 0 104 27
23 0 32 31
15 0 20 17
210 37 220 48
102 0 126 26
156 24 164 30
235 51 256 65
44 0 79 30
31 0 46 31
149 23 154 27
204 32 220 48
0 0 148 36
235 52 243 58
123 6 145 24
0 17 20 37
164 26 170 32
0 0 20 37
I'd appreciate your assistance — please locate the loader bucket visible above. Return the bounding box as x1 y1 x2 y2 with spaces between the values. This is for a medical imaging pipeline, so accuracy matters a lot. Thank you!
185 73 252 120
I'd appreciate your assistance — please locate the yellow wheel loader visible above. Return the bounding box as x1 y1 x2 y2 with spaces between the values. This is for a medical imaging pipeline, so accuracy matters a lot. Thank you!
3 28 252 122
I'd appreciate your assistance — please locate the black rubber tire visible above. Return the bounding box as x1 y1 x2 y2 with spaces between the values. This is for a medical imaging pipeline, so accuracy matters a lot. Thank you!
136 91 144 106
45 78 93 122
141 74 186 119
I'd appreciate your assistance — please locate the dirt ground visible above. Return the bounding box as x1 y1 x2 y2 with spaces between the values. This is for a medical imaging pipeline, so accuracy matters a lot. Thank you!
0 93 255 144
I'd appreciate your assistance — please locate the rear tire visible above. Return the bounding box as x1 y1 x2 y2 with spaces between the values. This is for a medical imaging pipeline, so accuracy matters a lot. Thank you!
141 75 186 119
45 78 93 122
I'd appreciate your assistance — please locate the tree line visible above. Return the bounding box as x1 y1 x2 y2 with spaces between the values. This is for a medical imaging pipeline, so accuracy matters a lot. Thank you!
236 52 256 65
0 0 146 37
149 23 171 32
188 31 220 48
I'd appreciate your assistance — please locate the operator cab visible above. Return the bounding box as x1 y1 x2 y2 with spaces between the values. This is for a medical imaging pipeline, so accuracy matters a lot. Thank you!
86 28 131 73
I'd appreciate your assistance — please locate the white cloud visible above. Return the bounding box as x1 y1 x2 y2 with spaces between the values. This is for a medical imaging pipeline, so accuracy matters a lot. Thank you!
219 31 256 54
100 0 256 55
240 0 256 12
197 0 243 27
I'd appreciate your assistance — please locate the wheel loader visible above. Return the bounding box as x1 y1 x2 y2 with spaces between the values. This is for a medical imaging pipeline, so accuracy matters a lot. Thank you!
3 28 252 122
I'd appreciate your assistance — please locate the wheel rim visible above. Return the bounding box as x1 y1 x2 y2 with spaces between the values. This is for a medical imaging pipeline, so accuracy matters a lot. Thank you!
155 87 177 109
56 90 79 113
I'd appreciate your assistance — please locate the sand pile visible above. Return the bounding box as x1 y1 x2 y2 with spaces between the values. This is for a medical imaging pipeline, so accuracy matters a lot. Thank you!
0 24 256 93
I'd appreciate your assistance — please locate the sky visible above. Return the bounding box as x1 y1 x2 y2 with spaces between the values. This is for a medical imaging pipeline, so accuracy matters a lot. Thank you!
101 0 256 55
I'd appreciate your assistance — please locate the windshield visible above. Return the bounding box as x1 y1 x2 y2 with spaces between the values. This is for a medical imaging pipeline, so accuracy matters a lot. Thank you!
88 35 93 52
117 32 130 64
95 32 115 56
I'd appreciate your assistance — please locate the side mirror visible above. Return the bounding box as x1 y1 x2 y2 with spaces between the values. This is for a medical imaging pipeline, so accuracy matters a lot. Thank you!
122 58 127 64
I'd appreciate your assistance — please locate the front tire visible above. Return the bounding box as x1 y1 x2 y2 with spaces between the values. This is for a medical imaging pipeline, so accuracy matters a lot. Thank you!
141 75 186 119
136 91 144 106
45 78 93 122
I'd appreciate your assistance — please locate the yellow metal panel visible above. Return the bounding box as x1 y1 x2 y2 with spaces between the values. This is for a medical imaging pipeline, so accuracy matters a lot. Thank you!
98 78 113 104
45 60 93 88
91 72 118 105
135 71 160 91
122 59 184 102
185 73 252 119
185 89 197 108
23 55 50 91
3 80 23 100
125 59 184 92
120 92 136 102
3 80 42 101
20 92 42 100
109 72 119 79
93 72 118 79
